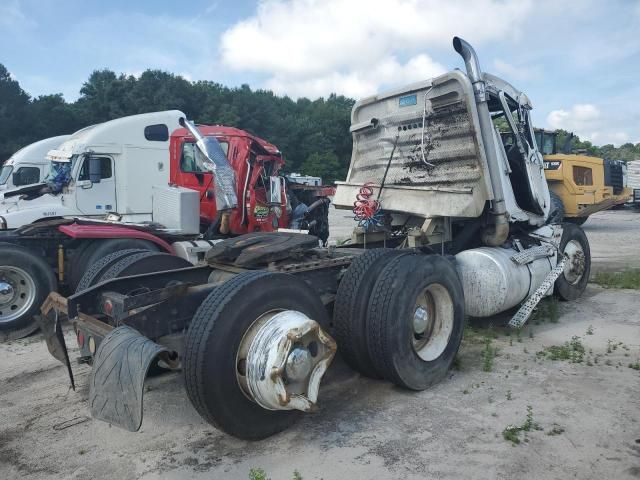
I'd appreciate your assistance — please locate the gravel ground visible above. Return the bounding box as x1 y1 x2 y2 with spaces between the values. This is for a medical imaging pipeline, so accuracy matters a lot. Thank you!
1 208 639 480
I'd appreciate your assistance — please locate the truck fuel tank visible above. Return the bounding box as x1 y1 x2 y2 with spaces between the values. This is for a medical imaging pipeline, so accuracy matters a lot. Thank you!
455 246 554 317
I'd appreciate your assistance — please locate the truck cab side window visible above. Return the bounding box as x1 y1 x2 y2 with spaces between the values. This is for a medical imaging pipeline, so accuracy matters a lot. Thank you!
181 141 229 173
144 124 169 142
78 157 112 181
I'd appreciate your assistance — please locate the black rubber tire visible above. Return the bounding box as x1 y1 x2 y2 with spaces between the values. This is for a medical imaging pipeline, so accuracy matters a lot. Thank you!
366 254 465 391
67 240 95 290
547 190 565 224
0 244 56 337
566 216 589 226
68 239 159 291
99 251 192 283
554 223 591 301
184 271 329 440
333 249 407 378
75 248 152 292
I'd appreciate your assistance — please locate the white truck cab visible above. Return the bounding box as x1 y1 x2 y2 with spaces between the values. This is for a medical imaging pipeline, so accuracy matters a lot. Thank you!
0 135 70 191
0 111 184 230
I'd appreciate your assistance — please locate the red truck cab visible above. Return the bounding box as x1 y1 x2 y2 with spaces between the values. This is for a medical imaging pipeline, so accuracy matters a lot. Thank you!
169 125 288 235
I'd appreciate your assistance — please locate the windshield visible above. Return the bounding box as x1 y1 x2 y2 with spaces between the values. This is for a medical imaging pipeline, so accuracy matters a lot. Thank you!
534 131 556 155
0 165 13 185
46 155 78 181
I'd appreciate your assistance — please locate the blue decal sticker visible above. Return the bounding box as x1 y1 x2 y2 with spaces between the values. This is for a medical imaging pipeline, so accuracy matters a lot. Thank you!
105 205 112 210
399 94 417 107
96 205 102 209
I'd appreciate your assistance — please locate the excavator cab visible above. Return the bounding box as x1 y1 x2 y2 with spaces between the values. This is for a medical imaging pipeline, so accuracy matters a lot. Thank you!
535 129 558 156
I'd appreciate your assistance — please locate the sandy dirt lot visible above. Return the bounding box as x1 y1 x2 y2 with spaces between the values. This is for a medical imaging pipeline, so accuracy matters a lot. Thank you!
1 209 639 480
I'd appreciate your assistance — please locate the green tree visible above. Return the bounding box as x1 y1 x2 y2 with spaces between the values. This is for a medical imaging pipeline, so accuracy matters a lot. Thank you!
75 70 137 124
0 64 31 160
300 151 345 184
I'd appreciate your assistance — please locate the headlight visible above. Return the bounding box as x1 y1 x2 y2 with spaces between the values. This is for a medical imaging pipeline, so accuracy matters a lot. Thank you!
0 216 6 230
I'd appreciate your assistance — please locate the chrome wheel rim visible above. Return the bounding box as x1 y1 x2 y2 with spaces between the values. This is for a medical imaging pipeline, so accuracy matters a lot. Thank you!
411 283 454 361
0 266 36 323
563 240 585 285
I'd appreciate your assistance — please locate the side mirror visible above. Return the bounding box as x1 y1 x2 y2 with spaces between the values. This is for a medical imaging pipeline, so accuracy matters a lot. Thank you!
12 171 22 187
88 157 102 184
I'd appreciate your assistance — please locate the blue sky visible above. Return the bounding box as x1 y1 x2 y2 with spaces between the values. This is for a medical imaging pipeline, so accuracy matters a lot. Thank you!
1 0 639 146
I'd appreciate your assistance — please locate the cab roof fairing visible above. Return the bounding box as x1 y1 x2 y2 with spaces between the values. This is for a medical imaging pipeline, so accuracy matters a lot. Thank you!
47 110 186 161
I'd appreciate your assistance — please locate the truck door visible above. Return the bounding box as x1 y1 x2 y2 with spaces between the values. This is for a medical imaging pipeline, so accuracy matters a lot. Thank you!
498 92 548 216
75 156 117 215
179 141 229 223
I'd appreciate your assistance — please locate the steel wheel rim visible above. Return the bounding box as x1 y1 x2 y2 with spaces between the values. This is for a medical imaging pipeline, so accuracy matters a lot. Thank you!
0 266 36 323
236 309 283 401
411 283 454 361
563 240 585 285
234 308 334 412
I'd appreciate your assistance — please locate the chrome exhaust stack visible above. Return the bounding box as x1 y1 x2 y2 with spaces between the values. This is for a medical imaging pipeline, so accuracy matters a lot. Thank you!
453 37 509 246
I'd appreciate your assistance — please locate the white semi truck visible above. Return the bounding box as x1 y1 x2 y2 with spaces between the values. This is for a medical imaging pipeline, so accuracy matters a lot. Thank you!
0 111 185 229
0 135 70 192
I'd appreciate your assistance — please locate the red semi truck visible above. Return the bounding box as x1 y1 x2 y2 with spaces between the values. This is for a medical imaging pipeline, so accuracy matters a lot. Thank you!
0 112 333 339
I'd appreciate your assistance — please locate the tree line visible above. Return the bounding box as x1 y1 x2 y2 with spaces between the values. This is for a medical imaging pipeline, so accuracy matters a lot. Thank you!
1 63 639 185
0 64 354 183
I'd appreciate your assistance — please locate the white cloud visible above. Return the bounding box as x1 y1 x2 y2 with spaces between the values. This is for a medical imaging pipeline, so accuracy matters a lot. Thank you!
492 59 540 82
266 53 446 98
220 0 533 97
546 104 630 146
547 104 600 130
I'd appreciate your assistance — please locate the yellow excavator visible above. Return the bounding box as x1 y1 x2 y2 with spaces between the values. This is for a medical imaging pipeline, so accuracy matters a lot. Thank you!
535 129 632 225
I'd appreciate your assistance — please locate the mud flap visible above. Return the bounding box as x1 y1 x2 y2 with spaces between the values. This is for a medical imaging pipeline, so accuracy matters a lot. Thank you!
37 308 75 390
89 326 168 432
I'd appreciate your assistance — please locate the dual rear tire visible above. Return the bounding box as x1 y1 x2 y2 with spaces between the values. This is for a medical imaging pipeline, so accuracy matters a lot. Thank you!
334 250 465 390
76 249 191 292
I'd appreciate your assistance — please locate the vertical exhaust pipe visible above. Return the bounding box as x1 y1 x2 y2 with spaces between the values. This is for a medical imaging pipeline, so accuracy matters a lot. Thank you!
453 37 509 246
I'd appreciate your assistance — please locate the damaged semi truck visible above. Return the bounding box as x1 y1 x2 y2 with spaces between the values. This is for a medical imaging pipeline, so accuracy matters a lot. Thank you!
40 37 590 440
0 112 332 339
